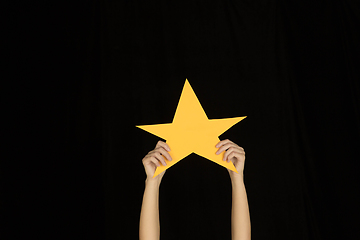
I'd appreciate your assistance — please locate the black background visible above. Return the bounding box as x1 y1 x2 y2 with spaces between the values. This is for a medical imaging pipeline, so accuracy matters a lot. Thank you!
3 0 360 239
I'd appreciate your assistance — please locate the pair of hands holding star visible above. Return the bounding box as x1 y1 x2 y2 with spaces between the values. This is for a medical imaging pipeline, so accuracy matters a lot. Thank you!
142 139 245 183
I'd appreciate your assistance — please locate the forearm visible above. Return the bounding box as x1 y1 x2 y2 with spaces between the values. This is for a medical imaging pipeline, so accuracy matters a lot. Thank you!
230 174 251 240
139 179 161 240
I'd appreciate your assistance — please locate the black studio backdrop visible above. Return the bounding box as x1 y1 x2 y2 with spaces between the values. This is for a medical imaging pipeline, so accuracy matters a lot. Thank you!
2 0 360 240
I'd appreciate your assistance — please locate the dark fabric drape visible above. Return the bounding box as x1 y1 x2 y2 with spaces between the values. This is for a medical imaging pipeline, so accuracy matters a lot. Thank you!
3 0 359 239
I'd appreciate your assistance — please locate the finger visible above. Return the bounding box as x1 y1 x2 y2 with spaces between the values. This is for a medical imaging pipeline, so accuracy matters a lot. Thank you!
223 148 243 161
216 142 237 155
148 156 161 167
216 139 244 151
156 140 171 151
227 152 244 163
156 147 172 161
236 147 245 154
216 142 244 155
223 147 241 161
153 147 171 161
143 156 160 167
153 152 167 166
215 139 232 148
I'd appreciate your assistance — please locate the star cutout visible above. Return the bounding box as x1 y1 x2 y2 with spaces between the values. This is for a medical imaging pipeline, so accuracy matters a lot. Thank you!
137 79 246 177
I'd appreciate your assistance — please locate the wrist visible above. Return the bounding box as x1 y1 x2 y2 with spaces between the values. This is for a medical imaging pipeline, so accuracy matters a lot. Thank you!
145 177 162 188
230 172 244 183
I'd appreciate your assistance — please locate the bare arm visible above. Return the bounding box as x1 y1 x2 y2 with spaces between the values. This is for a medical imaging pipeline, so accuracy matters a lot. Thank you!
139 179 161 240
139 141 172 240
230 174 251 240
216 139 251 240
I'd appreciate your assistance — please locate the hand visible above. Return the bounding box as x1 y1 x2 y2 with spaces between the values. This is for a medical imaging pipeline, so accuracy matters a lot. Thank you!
215 139 245 178
142 140 172 183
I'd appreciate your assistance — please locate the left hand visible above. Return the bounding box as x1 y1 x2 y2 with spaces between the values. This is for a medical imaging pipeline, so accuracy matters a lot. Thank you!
215 139 245 178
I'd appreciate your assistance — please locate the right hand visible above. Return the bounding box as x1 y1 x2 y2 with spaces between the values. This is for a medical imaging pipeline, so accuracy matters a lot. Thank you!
142 140 172 182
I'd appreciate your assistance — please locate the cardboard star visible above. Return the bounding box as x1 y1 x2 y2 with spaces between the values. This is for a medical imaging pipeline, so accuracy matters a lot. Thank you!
136 79 246 177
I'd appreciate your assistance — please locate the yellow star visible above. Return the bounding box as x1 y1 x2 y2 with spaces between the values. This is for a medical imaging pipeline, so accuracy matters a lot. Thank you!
136 79 246 177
